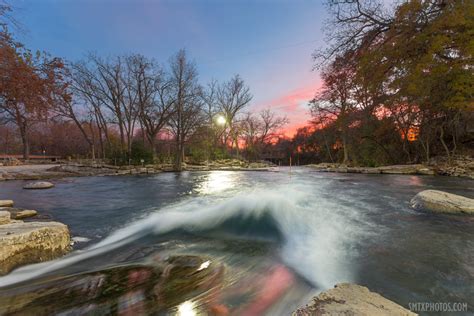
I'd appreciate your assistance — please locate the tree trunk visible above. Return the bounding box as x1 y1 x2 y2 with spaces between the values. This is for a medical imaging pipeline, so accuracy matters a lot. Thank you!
175 139 183 171
342 132 349 164
323 132 334 163
20 124 30 160
439 125 451 164
88 121 96 160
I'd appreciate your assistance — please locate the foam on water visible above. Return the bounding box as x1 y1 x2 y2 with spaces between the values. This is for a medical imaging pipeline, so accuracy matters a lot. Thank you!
0 181 371 289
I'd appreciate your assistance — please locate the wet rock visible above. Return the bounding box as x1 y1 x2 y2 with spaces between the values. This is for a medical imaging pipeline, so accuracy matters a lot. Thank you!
361 168 381 174
23 181 55 189
0 211 11 225
416 167 436 175
293 283 416 316
0 221 70 275
0 207 38 219
430 155 474 179
308 164 435 176
378 165 419 174
410 190 474 215
0 200 14 207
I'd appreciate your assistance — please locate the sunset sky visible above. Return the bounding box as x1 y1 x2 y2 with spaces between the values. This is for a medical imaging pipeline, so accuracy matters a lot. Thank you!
14 0 328 137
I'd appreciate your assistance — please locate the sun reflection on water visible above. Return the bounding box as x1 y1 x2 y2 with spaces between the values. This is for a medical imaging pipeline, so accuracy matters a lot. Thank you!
177 300 196 316
196 171 236 194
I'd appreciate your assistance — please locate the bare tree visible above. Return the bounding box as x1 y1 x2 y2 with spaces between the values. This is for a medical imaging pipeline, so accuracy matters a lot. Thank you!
52 91 97 159
0 1 20 31
68 60 111 158
217 75 252 153
128 54 174 156
73 54 142 157
167 50 205 171
258 109 289 144
239 109 288 160
314 0 393 66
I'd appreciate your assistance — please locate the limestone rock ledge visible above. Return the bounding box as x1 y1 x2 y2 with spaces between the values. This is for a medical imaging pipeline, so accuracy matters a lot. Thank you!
0 200 14 207
293 283 416 316
307 163 435 175
410 190 474 215
0 221 70 275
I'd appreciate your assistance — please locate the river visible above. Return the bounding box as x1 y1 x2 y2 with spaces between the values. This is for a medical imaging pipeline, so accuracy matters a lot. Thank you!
0 168 473 315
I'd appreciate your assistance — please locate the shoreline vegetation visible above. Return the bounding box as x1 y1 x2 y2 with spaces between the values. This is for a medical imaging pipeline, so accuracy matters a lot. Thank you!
0 159 275 181
1 155 473 181
307 154 474 180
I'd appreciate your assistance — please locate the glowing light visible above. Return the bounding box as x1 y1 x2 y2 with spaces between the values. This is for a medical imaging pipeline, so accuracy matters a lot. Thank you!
197 260 210 271
215 115 226 126
197 171 235 194
178 301 196 316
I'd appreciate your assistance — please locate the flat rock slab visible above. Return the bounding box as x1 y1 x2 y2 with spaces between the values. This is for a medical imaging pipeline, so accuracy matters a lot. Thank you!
0 200 14 207
293 283 416 316
0 211 11 225
0 207 38 219
0 221 70 275
23 181 55 189
410 190 474 215
307 164 436 175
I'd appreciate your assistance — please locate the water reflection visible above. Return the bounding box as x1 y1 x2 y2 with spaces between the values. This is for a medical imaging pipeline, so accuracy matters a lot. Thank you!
177 301 196 316
196 171 237 194
0 250 306 316
1 255 225 315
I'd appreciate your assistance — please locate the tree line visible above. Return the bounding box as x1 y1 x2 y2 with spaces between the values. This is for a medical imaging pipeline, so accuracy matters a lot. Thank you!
0 3 288 169
1 0 472 168
294 0 473 166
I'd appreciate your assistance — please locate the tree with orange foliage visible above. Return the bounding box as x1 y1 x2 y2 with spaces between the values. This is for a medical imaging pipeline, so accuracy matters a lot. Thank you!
0 31 70 159
310 55 356 164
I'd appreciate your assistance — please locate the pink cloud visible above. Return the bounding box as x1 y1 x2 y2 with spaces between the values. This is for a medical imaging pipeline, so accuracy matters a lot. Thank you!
253 82 321 137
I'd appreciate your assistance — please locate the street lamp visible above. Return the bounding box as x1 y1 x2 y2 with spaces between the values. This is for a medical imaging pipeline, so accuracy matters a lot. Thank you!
215 115 226 126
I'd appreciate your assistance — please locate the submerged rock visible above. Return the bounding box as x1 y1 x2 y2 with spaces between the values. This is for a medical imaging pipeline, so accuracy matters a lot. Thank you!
293 283 416 316
0 254 224 314
410 190 474 215
0 200 14 207
0 221 70 275
0 207 38 219
23 181 55 189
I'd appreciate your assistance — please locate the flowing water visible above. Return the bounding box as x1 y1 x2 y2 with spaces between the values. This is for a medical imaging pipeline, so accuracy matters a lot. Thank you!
0 168 473 315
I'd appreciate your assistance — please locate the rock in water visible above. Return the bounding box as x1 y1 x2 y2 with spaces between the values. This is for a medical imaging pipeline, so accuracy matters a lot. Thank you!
293 283 416 316
0 211 11 225
23 181 55 189
0 221 70 275
410 190 474 215
0 208 38 219
0 200 14 207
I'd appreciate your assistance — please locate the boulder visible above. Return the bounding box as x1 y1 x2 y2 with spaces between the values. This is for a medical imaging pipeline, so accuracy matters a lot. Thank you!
293 283 416 316
0 200 14 207
23 181 55 189
0 221 70 275
0 211 11 225
410 190 474 215
0 207 38 219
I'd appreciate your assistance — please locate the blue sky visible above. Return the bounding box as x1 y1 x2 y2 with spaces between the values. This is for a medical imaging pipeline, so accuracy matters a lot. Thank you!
14 0 328 135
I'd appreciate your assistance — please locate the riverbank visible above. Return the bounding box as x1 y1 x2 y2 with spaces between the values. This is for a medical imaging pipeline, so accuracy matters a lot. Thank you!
0 199 70 275
0 160 274 181
307 156 474 179
0 168 472 313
